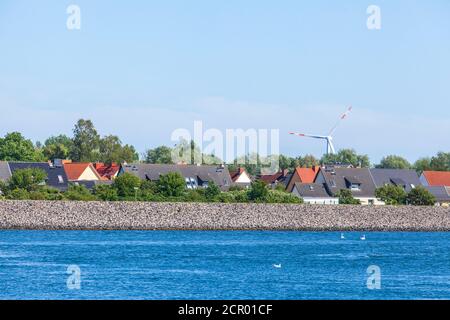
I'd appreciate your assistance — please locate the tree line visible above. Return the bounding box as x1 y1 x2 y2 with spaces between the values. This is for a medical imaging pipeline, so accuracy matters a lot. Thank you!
0 119 449 174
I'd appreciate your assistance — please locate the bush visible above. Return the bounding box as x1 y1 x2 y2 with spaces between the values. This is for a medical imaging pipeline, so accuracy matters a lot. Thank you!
64 184 96 201
247 181 269 202
231 190 250 203
265 190 303 204
7 188 30 200
114 173 141 198
0 180 7 195
336 189 361 205
375 185 407 205
93 184 119 201
406 186 436 206
140 180 157 193
30 187 63 200
204 182 221 201
274 184 287 192
183 189 206 202
216 192 235 203
228 185 245 192
156 172 185 197
8 168 47 191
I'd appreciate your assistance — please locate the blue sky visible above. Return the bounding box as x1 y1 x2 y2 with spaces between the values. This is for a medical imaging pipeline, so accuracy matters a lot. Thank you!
0 0 449 163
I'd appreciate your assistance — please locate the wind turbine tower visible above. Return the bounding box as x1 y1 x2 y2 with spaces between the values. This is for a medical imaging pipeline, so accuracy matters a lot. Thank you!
289 106 352 155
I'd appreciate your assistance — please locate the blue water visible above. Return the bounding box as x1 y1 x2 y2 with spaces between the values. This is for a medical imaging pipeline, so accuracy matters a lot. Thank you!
1 231 450 300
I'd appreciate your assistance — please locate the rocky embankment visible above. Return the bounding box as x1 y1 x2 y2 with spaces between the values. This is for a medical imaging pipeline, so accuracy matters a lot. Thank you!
0 200 449 231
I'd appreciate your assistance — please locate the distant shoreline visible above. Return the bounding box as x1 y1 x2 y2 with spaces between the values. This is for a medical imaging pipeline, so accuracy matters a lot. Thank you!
1 200 449 231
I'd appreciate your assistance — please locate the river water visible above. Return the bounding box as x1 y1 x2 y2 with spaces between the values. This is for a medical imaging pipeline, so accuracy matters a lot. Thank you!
1 231 450 299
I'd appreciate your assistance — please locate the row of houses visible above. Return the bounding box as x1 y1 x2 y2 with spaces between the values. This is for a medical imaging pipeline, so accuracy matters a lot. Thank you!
1 160 450 205
258 165 450 206
0 160 234 192
0 160 120 191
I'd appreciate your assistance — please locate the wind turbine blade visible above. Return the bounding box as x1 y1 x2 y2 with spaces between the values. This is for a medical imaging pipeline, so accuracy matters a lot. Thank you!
328 106 352 136
289 132 328 139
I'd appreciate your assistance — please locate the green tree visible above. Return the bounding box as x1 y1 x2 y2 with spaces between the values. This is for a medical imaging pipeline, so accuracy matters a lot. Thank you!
0 132 39 161
336 189 361 205
171 139 222 165
247 180 269 202
156 172 186 197
43 143 69 160
113 173 141 198
204 182 221 200
406 186 436 206
99 135 139 165
376 155 411 169
299 154 319 168
321 149 370 168
279 155 296 171
430 152 450 171
8 168 47 192
43 135 73 160
375 185 407 205
144 146 174 164
70 119 100 162
414 157 432 173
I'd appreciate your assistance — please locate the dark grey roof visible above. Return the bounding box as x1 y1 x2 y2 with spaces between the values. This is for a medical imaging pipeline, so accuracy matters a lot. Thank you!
370 169 421 192
293 183 333 198
120 164 233 190
320 167 377 197
345 176 361 185
8 162 69 191
425 186 450 202
0 161 11 181
281 173 293 187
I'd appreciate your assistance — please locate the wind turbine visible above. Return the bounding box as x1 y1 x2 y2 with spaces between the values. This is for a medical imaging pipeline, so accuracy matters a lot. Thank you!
289 106 352 155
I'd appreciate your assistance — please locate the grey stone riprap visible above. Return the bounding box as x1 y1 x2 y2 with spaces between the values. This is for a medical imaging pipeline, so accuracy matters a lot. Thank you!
0 200 449 231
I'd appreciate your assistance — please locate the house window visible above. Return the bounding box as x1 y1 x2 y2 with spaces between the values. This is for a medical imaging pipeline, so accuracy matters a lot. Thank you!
350 183 361 191
190 177 198 189
58 175 64 184
185 177 193 189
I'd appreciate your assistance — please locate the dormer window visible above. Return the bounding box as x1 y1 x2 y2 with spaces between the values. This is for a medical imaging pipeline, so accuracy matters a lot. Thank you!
345 177 361 191
350 183 361 191
58 175 64 184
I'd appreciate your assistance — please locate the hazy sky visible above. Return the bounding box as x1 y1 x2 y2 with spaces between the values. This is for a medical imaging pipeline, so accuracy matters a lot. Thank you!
0 0 449 163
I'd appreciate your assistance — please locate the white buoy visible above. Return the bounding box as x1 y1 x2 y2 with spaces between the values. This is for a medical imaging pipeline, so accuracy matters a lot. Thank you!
341 233 345 239
360 235 366 241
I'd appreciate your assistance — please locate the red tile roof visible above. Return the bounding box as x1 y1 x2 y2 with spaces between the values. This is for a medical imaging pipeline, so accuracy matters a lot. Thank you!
422 171 450 187
94 163 120 180
260 169 289 184
64 163 101 181
294 166 320 183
